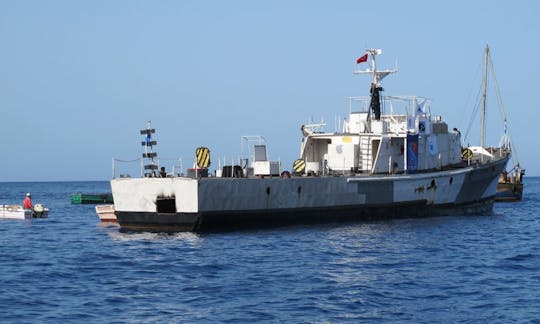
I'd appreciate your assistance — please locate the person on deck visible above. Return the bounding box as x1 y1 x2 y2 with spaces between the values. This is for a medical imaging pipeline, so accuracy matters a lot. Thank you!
159 166 167 178
23 193 33 210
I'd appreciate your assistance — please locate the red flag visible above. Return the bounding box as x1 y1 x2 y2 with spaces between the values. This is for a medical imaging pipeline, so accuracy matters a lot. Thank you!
356 53 368 64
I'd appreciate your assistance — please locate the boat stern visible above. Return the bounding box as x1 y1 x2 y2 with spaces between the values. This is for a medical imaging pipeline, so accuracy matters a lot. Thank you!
110 177 200 230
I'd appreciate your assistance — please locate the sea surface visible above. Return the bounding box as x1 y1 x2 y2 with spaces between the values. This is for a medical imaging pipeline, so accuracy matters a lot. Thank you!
1 179 539 323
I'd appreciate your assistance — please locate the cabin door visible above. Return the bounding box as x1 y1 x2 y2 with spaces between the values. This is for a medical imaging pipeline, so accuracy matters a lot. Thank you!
371 139 381 168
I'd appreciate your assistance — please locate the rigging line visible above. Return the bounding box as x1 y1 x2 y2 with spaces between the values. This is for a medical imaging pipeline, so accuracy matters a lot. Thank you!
114 157 142 163
488 53 520 165
462 51 485 145
460 55 484 133
463 77 485 144
488 53 508 121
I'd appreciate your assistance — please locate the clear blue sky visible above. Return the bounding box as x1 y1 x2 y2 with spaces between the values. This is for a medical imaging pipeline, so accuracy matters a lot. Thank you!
2 0 539 181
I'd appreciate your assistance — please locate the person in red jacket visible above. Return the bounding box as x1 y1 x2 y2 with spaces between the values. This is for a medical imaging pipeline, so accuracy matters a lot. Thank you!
23 193 33 209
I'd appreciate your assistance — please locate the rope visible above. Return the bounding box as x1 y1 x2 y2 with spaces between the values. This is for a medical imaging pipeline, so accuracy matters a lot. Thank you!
460 55 483 144
463 76 484 145
488 52 520 166
113 157 141 163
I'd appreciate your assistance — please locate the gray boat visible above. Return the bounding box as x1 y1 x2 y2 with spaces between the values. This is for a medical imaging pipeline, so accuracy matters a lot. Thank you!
110 49 509 232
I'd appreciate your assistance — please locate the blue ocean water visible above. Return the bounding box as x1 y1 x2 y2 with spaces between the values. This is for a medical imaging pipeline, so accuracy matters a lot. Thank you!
1 179 539 323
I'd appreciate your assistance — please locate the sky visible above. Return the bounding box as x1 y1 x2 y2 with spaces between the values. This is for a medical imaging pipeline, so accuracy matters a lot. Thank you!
1 0 539 181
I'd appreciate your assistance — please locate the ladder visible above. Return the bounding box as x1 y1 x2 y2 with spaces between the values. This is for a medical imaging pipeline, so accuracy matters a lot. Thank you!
359 136 372 172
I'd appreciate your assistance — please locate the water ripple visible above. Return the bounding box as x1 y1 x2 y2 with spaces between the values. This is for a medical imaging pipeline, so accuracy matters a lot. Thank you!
1 180 540 322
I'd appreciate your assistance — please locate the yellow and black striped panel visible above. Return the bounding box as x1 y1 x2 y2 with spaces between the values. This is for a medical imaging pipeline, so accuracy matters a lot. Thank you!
461 148 473 160
293 159 306 174
196 147 211 168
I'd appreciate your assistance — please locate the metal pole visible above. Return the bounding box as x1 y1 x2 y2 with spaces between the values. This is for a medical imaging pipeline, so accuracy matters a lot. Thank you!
481 45 489 149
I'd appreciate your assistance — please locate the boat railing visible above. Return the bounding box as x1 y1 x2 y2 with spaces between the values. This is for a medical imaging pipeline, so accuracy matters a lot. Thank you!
158 158 184 177
485 146 510 159
112 157 142 179
348 95 432 117
111 157 184 179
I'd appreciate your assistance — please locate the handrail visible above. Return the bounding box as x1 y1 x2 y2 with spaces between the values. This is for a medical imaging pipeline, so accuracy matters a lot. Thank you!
112 157 184 179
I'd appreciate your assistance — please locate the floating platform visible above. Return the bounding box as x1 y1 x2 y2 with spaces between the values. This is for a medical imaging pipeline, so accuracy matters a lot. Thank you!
70 193 113 204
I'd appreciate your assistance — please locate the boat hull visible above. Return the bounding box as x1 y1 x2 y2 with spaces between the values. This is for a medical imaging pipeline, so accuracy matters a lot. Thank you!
111 156 508 232
1 205 48 220
116 198 495 232
95 205 117 222
495 182 523 202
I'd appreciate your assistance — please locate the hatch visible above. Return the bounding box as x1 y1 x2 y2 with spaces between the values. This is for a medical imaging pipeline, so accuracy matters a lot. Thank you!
156 196 176 214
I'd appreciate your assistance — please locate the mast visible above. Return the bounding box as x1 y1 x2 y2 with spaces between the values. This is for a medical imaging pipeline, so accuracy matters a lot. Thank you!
140 121 158 177
368 49 382 120
481 45 489 148
353 49 397 122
